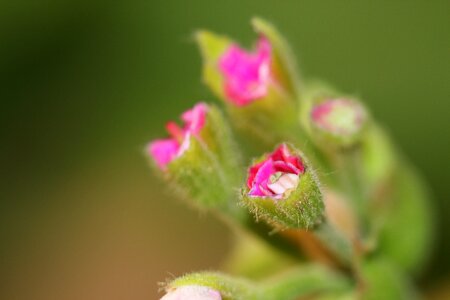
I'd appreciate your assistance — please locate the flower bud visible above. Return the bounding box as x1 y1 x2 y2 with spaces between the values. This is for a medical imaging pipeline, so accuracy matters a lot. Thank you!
146 102 241 210
196 18 301 147
149 103 207 170
166 272 256 300
160 285 222 300
301 83 369 150
218 36 272 106
163 267 350 300
241 143 324 229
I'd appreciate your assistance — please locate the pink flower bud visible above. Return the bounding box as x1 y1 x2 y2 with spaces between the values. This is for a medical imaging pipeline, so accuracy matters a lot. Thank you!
311 98 365 137
242 144 323 228
160 285 222 300
148 103 207 170
219 37 271 106
247 144 305 199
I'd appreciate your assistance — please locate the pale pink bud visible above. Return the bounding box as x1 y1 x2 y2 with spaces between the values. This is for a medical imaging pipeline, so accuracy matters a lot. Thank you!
160 285 222 300
311 98 366 137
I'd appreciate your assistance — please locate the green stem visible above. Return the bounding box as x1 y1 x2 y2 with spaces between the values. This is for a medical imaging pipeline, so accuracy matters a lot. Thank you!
313 221 353 265
217 211 306 260
337 148 369 235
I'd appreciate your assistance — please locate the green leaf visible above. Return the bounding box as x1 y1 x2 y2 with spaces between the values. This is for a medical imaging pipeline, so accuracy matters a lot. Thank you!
377 163 434 274
360 258 419 300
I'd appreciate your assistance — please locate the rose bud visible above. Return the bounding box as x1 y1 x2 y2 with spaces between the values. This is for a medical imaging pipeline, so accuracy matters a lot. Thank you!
146 102 241 210
196 18 302 148
241 143 324 229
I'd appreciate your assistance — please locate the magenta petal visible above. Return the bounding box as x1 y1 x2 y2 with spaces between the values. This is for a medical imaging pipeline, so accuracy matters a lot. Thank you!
148 138 180 170
247 161 264 189
219 37 272 105
181 102 208 134
246 144 306 198
273 161 300 175
248 159 276 197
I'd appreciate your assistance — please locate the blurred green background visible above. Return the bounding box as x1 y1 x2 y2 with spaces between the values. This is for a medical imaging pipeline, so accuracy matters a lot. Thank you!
1 1 449 299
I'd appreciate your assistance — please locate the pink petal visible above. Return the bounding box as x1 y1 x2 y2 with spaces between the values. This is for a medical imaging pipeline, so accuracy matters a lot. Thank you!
271 144 304 174
248 158 276 197
181 102 208 135
148 138 180 170
273 161 300 175
247 161 265 189
219 37 272 105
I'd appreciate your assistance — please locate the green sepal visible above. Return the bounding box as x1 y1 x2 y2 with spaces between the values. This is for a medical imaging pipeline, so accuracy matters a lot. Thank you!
300 81 370 151
196 30 231 100
200 104 243 183
241 145 324 229
227 93 298 149
166 134 230 209
251 17 301 98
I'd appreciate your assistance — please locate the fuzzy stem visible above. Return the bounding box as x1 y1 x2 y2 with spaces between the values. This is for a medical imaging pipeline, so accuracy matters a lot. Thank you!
336 148 369 235
313 221 353 265
218 210 306 260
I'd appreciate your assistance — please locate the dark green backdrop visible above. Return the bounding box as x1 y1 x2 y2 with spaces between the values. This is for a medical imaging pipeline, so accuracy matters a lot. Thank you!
1 1 449 299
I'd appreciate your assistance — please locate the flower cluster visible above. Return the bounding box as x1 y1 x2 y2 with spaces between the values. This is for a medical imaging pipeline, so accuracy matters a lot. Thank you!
146 18 433 300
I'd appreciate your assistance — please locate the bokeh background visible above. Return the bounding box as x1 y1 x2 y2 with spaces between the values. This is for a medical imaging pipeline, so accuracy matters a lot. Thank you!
1 1 449 299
